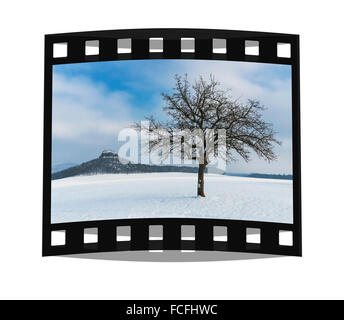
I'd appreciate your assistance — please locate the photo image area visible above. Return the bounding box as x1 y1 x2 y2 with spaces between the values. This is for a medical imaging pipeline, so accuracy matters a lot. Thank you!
51 59 293 225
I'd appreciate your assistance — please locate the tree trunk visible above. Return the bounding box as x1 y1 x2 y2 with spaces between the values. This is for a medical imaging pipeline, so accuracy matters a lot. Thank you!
197 164 206 197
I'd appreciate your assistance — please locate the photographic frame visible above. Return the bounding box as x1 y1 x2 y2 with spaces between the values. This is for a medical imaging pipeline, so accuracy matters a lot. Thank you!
43 28 301 257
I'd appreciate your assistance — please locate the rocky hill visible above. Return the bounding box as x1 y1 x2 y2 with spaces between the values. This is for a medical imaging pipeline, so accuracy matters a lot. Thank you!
51 150 199 180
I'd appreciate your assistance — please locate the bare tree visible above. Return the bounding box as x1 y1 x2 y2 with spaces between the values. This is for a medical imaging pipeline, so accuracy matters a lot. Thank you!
132 74 281 197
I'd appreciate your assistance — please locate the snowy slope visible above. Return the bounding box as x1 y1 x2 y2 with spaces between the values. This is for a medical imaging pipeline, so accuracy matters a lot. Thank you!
51 172 293 224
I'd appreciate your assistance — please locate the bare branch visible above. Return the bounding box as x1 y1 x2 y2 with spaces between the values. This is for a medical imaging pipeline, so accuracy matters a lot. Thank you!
131 74 281 166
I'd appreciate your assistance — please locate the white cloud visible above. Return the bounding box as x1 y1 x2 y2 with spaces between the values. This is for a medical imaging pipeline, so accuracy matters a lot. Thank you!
225 138 293 174
52 73 133 142
180 60 292 118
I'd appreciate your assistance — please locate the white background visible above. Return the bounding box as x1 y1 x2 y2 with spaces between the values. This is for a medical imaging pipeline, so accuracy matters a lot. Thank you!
1 0 343 300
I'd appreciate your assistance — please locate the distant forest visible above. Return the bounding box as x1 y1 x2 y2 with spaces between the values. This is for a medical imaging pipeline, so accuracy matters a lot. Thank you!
226 173 293 180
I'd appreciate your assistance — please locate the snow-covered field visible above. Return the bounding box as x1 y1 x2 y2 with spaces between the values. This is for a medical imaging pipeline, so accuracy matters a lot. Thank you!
51 173 293 224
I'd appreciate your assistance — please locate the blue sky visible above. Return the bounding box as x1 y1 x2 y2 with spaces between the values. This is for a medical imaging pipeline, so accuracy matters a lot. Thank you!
52 59 292 174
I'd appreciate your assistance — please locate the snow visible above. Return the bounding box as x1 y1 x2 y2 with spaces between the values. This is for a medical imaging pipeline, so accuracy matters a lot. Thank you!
51 173 293 224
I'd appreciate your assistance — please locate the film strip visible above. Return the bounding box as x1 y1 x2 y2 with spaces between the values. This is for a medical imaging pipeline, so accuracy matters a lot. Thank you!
43 29 301 257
